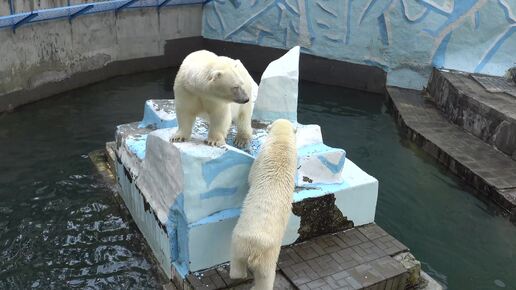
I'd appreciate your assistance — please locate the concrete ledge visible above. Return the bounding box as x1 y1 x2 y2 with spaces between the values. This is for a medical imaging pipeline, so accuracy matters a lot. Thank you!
0 4 204 113
1 25 386 113
0 36 203 112
386 86 516 222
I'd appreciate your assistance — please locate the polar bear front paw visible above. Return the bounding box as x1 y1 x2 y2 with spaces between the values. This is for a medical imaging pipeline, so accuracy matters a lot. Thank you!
234 133 251 148
205 137 226 147
170 133 188 143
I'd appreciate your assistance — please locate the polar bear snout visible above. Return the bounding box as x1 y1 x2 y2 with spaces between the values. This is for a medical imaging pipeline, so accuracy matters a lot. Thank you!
232 87 250 104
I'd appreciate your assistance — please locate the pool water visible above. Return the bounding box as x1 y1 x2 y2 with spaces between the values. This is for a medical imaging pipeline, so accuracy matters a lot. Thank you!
1 68 515 289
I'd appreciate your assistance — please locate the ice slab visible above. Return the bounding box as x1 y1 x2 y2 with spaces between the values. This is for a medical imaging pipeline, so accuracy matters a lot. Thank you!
252 46 300 123
136 127 254 225
140 99 177 129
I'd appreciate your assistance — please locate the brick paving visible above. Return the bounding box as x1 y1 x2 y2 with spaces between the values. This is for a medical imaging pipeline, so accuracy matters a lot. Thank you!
387 86 516 220
185 224 410 289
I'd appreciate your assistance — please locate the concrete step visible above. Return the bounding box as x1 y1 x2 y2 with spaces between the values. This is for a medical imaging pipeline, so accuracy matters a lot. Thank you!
386 86 516 221
427 69 516 160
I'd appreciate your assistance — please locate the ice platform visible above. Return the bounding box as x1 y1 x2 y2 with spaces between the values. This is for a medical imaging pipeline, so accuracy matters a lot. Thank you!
103 47 438 289
114 99 379 278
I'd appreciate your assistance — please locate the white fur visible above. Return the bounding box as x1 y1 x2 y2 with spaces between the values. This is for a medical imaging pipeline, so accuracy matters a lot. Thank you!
171 50 255 147
230 119 297 290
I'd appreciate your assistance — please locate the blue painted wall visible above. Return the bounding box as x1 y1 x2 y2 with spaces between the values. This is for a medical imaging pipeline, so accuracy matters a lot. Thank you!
202 0 516 89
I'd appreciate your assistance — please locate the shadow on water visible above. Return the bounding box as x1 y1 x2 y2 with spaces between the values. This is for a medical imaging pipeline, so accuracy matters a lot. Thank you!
1 69 515 289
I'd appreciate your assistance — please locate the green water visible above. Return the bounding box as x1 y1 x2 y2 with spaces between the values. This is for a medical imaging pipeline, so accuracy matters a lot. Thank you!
1 69 515 289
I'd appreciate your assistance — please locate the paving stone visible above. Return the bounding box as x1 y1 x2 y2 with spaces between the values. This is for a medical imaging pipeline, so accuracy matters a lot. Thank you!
187 269 226 289
350 242 387 262
298 272 359 290
215 263 252 287
371 235 408 256
347 256 407 289
281 260 320 285
231 272 295 290
306 254 344 277
347 263 384 287
335 228 369 247
357 224 388 240
273 272 296 290
278 247 304 268
312 233 348 254
293 241 326 261
330 247 364 269
370 256 407 280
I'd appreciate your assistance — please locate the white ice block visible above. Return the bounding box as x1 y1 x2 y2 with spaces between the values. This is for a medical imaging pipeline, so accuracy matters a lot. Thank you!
252 46 300 123
140 99 178 129
249 124 346 186
136 128 254 225
294 159 378 227
115 122 151 177
297 144 346 187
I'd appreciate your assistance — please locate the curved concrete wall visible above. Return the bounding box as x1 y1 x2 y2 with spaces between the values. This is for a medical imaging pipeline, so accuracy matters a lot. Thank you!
0 5 203 112
202 0 516 89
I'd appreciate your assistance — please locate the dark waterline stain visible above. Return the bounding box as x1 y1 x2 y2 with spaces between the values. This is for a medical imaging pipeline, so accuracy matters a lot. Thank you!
0 69 515 290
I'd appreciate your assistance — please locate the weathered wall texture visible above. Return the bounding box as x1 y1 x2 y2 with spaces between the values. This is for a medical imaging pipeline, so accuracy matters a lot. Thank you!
202 0 516 89
0 5 202 111
0 0 108 16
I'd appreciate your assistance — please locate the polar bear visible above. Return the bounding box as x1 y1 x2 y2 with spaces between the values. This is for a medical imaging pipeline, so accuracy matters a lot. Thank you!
171 50 255 147
230 119 297 290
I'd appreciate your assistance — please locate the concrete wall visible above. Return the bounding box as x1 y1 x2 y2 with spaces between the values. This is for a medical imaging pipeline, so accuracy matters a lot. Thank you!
0 4 203 111
0 0 108 16
202 0 516 89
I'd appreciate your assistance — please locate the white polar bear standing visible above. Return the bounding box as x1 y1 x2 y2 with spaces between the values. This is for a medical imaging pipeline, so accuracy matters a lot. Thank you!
230 119 297 290
171 50 256 147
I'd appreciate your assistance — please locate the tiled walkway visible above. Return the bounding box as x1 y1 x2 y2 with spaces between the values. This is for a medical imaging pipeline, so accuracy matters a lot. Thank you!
185 224 411 290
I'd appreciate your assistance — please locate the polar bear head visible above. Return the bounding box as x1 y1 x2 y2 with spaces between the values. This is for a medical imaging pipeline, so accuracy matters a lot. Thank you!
267 119 297 136
208 57 250 104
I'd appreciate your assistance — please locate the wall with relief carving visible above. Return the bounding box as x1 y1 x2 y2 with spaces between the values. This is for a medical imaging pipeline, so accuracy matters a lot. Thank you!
202 0 516 89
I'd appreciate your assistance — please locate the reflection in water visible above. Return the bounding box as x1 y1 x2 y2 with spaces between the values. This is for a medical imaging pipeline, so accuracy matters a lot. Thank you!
0 69 515 289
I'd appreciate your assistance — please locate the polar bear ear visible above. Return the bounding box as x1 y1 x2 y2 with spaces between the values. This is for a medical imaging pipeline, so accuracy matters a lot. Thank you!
209 70 223 81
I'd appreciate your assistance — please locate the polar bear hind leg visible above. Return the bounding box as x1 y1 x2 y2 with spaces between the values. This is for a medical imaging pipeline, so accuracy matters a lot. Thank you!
249 247 279 290
230 236 249 279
